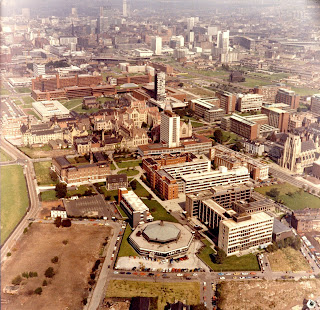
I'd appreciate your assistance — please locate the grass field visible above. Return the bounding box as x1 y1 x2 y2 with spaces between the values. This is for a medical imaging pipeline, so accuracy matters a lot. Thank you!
40 190 58 201
289 86 320 96
1 88 10 95
22 96 35 104
255 182 320 210
67 185 93 197
241 77 270 88
117 169 139 176
14 87 31 93
131 180 149 198
26 109 41 120
33 161 56 186
141 199 179 223
117 159 142 169
0 149 12 162
62 98 82 110
191 121 204 128
1 165 29 244
197 239 260 271
117 225 138 257
19 145 52 158
106 280 200 310
111 163 116 170
268 247 311 272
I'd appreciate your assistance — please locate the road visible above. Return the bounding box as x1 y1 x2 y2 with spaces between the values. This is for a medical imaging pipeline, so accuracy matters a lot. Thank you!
0 136 40 263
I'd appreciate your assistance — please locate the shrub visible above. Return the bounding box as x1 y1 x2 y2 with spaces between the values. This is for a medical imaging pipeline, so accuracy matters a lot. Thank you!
44 267 55 278
6 252 11 257
42 280 48 286
88 279 96 286
12 275 22 285
23 227 28 234
22 272 29 279
62 239 68 245
34 287 42 295
61 219 71 227
54 217 62 228
51 256 59 264
29 271 38 278
82 298 88 305
90 273 96 280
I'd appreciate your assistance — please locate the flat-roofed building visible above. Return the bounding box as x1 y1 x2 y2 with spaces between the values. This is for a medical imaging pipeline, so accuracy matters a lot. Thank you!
182 166 250 194
261 106 290 132
118 188 154 227
191 97 224 123
32 100 70 121
311 94 320 116
186 184 252 217
275 88 300 110
216 91 237 114
218 212 273 256
291 209 320 232
237 94 263 113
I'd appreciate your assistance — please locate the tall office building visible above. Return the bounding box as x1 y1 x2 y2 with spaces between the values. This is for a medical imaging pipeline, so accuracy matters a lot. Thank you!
123 0 127 17
187 17 195 31
275 88 300 110
311 94 320 115
155 71 166 101
151 36 162 55
217 30 229 53
33 63 45 77
188 31 194 43
160 110 180 148
71 7 77 16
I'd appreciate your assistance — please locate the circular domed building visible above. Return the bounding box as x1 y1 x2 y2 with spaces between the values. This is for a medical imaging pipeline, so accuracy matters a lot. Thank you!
129 220 193 258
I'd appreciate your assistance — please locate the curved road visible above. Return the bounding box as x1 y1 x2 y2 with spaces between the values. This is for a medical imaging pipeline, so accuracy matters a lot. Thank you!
0 136 40 263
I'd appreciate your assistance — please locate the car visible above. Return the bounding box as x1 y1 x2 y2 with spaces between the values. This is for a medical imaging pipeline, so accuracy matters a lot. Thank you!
148 273 154 276
219 277 225 280
218 272 224 276
186 277 191 280
162 274 169 278
126 272 131 274
193 273 198 277
241 272 249 275
233 272 240 275
225 273 231 276
120 271 125 274
114 271 119 274
250 272 256 275
233 276 238 279
239 277 245 279
177 273 183 277
246 276 251 279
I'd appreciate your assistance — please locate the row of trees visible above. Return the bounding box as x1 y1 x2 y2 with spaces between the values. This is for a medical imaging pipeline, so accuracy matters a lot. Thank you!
266 236 301 253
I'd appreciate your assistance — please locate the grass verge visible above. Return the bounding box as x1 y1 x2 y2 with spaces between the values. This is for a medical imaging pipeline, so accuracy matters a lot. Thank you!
117 225 138 257
141 199 178 223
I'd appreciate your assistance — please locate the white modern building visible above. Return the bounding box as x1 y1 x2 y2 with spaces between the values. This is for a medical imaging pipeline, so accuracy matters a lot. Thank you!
33 63 46 77
151 36 162 55
50 205 67 219
134 48 154 58
32 100 70 121
59 36 78 46
218 212 274 256
118 188 154 227
160 110 180 148
237 94 263 113
181 166 250 194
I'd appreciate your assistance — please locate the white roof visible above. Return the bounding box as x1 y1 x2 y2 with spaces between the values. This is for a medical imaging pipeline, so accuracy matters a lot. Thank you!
122 190 149 212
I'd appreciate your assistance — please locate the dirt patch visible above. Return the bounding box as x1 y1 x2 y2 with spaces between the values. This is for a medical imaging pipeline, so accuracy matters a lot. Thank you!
219 280 320 310
1 223 113 310
38 200 63 218
100 297 131 310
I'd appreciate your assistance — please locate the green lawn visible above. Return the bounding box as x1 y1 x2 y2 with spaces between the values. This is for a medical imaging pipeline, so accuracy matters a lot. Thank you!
197 239 260 271
62 98 82 110
117 159 142 169
241 77 270 88
40 190 58 201
131 180 149 198
117 225 138 257
14 99 22 105
110 163 116 170
191 121 204 128
22 96 35 104
117 169 139 177
106 280 200 310
67 185 93 197
289 86 320 96
14 87 31 93
1 88 10 95
26 110 41 120
99 187 118 201
1 165 29 244
255 182 320 210
0 149 12 162
141 199 178 223
33 161 56 186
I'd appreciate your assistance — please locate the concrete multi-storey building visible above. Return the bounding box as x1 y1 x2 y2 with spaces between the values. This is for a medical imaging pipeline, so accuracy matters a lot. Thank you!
32 100 70 121
155 71 166 101
216 91 237 114
151 36 162 55
237 94 263 113
275 88 300 110
33 63 45 77
160 110 180 148
229 114 259 140
253 85 280 103
291 209 320 232
186 184 252 217
190 98 224 122
181 166 250 194
218 212 274 256
118 188 154 228
261 106 290 132
311 94 320 115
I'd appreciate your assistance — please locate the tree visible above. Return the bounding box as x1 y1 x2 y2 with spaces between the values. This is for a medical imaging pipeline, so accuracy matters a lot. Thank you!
51 256 59 264
54 216 62 228
147 194 153 200
105 195 111 201
44 267 55 278
34 287 43 295
61 219 72 227
231 141 243 152
12 275 22 285
178 82 184 87
55 183 67 198
49 170 58 182
141 122 148 128
130 180 137 190
267 188 280 199
213 247 227 264
213 129 223 144
42 280 48 286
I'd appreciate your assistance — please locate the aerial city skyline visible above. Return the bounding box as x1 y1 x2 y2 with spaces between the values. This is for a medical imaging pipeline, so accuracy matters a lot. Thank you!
1 0 320 309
